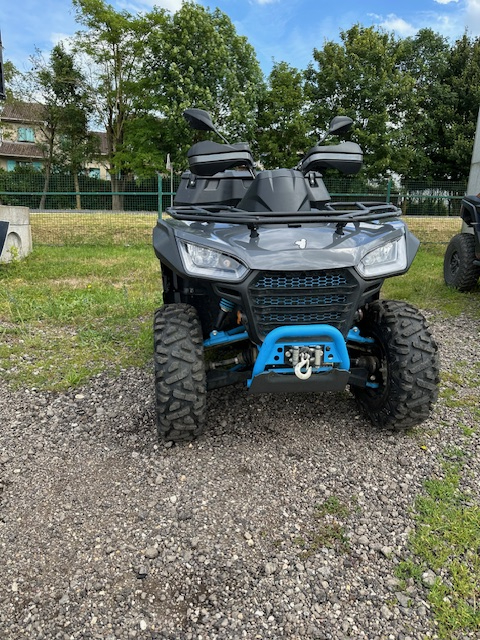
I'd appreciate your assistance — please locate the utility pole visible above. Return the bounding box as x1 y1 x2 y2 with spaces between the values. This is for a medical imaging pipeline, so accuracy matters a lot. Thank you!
0 31 5 100
467 106 480 194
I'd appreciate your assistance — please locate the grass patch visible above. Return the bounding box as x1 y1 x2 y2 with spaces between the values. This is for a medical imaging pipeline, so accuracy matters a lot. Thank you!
294 496 352 558
31 211 158 245
382 244 480 318
397 456 480 639
0 245 161 390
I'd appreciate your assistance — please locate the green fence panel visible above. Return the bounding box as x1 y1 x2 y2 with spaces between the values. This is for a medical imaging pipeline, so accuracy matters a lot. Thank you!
0 170 467 246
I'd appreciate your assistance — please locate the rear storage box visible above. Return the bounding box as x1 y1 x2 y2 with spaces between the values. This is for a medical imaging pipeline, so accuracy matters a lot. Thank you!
174 170 254 207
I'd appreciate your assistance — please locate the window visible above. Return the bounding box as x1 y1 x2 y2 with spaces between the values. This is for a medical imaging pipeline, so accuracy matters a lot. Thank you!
6 160 42 172
87 167 100 179
17 127 35 143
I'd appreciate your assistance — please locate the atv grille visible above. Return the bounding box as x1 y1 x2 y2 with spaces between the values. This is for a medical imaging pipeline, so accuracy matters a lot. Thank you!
249 269 358 338
254 273 349 289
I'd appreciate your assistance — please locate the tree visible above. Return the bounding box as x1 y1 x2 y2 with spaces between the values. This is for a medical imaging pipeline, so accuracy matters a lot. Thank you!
440 34 480 181
31 44 97 209
255 62 312 169
72 0 167 207
0 60 22 103
305 25 411 179
139 1 264 168
397 29 453 181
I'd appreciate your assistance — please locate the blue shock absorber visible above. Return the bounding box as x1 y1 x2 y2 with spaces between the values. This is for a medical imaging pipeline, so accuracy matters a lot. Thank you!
211 297 237 336
219 298 235 313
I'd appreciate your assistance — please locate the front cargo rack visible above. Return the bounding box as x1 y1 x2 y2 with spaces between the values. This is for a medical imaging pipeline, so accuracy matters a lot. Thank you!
166 202 402 237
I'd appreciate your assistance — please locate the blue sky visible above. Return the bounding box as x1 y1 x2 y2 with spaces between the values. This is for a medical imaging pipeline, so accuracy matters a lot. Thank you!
2 0 480 76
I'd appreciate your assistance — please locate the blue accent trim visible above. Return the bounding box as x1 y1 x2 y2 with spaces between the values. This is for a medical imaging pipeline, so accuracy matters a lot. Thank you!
248 324 350 388
347 327 375 344
204 326 249 348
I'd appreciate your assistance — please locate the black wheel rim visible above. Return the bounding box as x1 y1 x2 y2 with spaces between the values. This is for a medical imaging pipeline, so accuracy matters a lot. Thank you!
450 251 460 276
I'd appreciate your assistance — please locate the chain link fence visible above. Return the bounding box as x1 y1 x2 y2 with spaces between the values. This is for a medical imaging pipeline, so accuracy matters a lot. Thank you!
0 171 466 245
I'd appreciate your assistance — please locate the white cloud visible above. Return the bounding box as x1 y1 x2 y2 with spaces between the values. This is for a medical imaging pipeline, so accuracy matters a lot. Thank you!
50 32 74 48
376 14 417 37
368 9 464 40
434 0 459 4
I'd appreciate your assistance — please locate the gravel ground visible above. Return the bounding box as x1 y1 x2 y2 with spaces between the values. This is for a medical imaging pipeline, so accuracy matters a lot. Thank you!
0 312 479 640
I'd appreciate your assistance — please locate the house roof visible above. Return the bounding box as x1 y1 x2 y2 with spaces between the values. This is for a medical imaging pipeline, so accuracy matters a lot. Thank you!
92 131 108 155
0 141 45 160
0 101 45 123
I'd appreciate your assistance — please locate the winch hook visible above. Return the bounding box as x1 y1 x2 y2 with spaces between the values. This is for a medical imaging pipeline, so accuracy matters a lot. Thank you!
294 352 312 380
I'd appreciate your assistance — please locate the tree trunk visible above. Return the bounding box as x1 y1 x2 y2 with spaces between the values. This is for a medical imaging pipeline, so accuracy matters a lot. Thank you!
110 173 125 211
39 134 55 210
39 162 51 210
74 172 82 210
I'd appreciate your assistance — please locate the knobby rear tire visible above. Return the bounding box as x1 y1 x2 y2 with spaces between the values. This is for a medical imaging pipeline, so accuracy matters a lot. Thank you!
153 303 207 443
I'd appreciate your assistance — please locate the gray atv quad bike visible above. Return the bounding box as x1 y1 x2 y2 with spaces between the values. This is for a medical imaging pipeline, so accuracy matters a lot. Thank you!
152 108 439 443
443 195 480 291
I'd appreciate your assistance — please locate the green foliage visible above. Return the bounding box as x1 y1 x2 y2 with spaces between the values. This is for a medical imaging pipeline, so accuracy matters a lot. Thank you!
255 62 312 169
397 29 453 180
2 60 19 101
304 25 480 183
439 34 480 180
138 1 264 170
72 0 168 195
305 24 410 179
9 3 480 187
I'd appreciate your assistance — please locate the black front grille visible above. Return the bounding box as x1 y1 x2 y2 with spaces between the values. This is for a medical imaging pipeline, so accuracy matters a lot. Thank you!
248 269 358 338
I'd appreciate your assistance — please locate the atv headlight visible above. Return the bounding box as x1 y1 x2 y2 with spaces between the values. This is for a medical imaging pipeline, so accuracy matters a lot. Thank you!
179 241 248 281
357 237 407 278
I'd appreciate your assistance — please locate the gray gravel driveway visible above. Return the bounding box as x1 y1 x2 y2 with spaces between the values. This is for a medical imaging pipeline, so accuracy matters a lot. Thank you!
0 313 478 639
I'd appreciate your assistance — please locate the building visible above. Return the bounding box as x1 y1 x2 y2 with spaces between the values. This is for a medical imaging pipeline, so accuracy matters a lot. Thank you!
0 101 109 179
0 102 45 171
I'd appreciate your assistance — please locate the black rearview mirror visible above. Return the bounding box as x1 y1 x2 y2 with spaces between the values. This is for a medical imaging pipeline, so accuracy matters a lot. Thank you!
328 115 353 136
183 108 229 143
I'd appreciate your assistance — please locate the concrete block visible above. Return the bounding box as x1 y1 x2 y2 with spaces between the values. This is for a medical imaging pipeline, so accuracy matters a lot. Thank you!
0 205 32 263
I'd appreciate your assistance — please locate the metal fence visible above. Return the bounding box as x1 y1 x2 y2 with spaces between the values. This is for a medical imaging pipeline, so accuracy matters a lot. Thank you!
0 171 466 245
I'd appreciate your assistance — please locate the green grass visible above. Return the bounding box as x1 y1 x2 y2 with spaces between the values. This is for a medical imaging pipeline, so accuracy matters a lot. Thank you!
383 244 480 318
397 456 480 639
31 211 158 245
0 245 161 390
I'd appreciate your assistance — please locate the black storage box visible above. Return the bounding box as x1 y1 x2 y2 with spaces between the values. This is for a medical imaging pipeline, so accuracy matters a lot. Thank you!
174 170 255 207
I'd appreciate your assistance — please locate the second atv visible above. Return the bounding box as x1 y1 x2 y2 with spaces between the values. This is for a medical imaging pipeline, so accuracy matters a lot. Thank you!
153 109 439 442
443 195 480 291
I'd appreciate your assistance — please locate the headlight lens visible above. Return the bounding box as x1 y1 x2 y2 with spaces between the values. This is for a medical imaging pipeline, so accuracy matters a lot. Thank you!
179 241 248 281
357 237 407 278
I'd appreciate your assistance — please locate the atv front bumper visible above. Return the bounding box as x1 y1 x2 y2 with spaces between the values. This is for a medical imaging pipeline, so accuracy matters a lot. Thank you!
247 324 353 394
